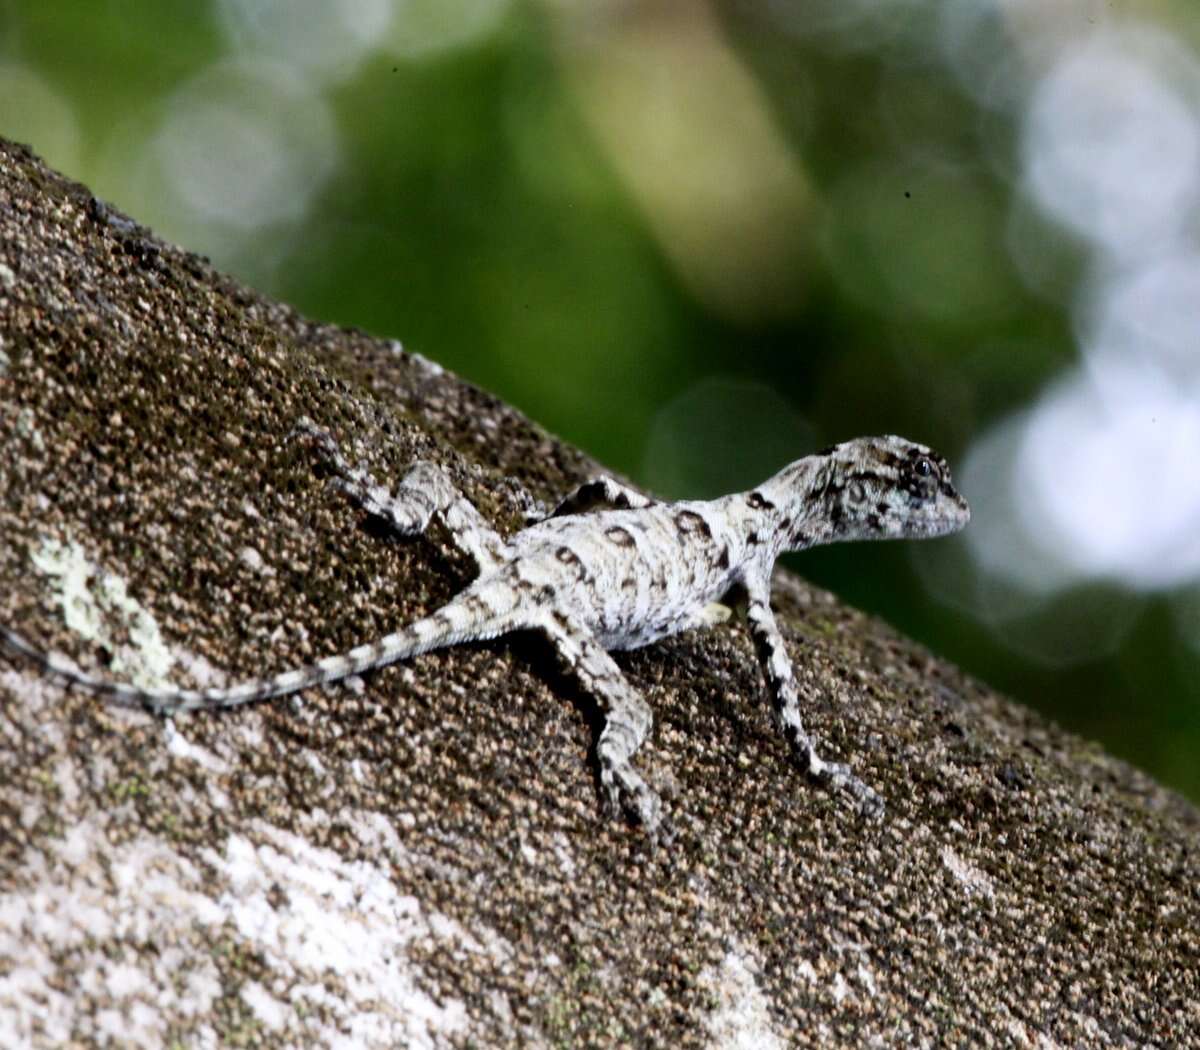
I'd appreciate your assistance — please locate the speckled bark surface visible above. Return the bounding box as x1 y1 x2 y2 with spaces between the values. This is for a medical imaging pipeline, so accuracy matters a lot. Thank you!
1 138 1197 1048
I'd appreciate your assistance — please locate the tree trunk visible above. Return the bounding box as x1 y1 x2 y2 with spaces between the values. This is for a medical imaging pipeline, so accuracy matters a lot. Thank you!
1 138 1196 1048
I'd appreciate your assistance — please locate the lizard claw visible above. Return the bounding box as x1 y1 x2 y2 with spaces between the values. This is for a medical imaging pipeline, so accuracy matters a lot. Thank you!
600 762 664 837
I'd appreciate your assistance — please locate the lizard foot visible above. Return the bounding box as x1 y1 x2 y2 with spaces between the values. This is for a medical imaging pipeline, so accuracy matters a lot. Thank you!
599 759 665 837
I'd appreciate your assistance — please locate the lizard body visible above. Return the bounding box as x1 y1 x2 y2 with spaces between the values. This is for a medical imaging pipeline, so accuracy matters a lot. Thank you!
0 425 969 833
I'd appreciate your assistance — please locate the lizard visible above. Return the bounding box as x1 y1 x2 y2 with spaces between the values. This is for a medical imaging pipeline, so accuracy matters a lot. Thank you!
0 423 969 834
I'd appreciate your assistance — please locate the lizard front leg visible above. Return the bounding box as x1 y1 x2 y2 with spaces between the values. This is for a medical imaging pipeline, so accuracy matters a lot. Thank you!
742 579 883 818
543 618 664 836
292 421 511 574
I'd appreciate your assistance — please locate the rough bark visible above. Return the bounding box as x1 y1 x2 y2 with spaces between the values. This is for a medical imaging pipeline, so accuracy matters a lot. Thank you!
1 138 1196 1049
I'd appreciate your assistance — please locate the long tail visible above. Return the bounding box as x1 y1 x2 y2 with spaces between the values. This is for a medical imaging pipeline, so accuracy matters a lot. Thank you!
0 592 521 715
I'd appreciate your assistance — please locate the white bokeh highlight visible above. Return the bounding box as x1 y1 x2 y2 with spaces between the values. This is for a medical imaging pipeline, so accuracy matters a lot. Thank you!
1079 253 1200 380
1015 368 1200 588
960 24 1200 614
152 61 339 232
947 19 1200 661
1023 29 1200 263
216 0 392 82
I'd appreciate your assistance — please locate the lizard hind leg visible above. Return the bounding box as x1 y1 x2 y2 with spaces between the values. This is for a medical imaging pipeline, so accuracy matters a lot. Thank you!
545 620 664 836
292 420 511 574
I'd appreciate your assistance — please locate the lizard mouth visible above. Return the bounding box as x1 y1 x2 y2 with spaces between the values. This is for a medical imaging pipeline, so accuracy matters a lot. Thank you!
933 491 971 535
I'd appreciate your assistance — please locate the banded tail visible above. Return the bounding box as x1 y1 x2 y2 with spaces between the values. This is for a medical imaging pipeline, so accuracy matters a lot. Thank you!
0 590 521 715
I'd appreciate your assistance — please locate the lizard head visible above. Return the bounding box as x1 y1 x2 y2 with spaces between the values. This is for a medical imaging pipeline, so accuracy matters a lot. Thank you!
813 435 971 543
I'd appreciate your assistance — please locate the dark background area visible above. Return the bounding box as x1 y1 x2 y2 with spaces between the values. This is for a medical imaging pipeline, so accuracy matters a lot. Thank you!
3 0 1198 803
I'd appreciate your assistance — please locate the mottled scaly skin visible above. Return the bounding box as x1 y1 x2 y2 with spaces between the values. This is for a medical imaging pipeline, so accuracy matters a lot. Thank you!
0 425 969 834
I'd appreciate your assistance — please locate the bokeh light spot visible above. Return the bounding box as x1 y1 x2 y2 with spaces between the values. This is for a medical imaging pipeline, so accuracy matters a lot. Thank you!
152 61 338 233
1024 28 1200 261
216 0 392 82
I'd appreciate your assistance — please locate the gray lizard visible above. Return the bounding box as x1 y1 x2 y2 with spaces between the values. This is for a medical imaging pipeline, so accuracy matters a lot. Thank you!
0 424 969 832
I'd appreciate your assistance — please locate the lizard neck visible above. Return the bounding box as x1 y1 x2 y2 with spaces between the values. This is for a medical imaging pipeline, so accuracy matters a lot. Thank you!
751 455 837 556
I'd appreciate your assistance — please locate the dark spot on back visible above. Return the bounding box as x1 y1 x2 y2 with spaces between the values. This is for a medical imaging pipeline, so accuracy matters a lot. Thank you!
674 510 711 538
605 525 636 547
555 544 587 581
746 491 775 510
715 545 730 570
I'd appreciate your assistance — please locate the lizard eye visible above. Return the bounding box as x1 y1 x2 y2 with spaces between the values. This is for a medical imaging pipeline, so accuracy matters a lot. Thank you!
914 456 936 479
